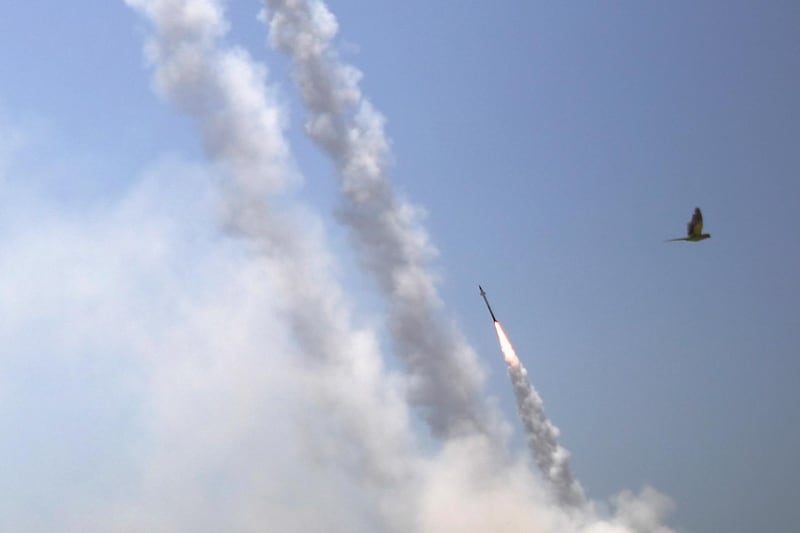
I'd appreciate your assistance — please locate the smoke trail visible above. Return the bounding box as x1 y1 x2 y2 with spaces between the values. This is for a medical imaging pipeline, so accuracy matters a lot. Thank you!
261 0 492 439
124 0 417 526
494 321 585 507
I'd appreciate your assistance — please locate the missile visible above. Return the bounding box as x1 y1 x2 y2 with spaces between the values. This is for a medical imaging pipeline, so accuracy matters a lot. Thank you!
478 285 497 322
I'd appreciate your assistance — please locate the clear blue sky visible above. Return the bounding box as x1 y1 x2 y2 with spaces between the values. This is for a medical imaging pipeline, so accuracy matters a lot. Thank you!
1 2 798 532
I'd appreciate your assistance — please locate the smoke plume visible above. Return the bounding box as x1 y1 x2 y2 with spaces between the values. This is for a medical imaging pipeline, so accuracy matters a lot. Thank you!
124 0 417 526
261 0 492 439
495 321 585 507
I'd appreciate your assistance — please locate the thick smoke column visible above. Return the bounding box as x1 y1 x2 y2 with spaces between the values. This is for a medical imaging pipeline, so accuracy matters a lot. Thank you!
262 0 492 439
494 321 585 508
124 0 416 527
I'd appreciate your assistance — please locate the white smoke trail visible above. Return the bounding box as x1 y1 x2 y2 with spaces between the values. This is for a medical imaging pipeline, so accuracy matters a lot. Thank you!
261 0 492 439
124 0 417 527
494 321 585 507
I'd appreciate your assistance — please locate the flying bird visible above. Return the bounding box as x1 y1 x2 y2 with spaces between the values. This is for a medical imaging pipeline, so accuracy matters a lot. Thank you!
665 207 711 242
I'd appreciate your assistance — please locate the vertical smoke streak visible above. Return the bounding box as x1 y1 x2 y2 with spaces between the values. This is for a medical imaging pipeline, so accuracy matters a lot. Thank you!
494 321 585 507
124 0 416 527
262 0 492 439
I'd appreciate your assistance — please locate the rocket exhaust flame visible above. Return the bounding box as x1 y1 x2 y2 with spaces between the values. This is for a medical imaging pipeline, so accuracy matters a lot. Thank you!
493 320 585 508
494 321 520 368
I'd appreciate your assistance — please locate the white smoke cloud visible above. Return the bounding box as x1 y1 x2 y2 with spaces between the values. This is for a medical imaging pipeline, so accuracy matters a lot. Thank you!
0 157 319 531
414 434 674 533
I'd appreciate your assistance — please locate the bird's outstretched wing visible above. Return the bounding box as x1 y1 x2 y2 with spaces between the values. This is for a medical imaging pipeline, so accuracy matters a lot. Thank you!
687 207 703 238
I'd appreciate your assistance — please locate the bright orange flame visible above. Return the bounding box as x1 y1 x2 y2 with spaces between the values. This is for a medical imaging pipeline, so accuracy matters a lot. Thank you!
494 321 520 369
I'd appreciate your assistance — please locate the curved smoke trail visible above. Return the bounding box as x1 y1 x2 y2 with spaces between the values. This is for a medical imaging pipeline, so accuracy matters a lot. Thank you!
494 321 585 507
261 0 493 439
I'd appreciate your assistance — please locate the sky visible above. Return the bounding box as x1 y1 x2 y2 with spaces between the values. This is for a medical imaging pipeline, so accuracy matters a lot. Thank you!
1 1 798 532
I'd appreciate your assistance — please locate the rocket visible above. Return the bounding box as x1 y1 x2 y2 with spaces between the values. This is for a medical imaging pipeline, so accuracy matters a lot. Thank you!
478 285 497 322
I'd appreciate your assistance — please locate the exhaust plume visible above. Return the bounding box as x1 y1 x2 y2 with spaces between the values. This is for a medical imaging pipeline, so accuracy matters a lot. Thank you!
125 0 417 526
494 321 585 508
261 0 493 439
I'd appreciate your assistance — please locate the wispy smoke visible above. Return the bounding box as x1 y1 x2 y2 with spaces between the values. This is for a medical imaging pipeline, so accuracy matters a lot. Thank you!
124 0 416 526
494 321 585 507
261 0 492 439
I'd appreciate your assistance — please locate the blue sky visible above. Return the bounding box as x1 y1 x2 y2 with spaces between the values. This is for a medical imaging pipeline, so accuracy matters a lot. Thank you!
1 1 798 532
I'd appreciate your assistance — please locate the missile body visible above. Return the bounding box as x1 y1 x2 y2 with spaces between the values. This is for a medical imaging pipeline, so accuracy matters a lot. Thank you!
478 285 497 322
